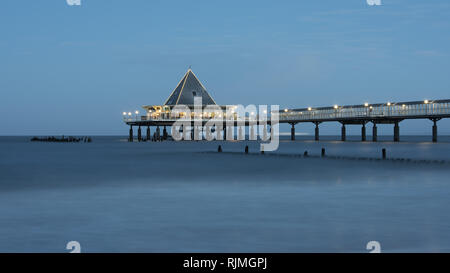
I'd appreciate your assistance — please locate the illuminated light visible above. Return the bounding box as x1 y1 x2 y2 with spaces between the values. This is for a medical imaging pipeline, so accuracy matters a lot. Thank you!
135 111 139 115
370 106 373 109
334 105 338 109
128 112 132 116
284 109 288 112
402 104 406 108
263 110 267 114
424 100 429 104
387 102 391 106
251 112 255 115
122 112 127 115
364 103 369 107
308 107 312 111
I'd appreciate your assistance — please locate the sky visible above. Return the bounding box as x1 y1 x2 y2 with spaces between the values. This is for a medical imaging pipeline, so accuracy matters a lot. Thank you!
1 0 450 135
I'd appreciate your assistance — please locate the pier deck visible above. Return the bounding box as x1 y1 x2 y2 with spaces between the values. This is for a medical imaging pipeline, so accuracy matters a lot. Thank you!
124 99 450 143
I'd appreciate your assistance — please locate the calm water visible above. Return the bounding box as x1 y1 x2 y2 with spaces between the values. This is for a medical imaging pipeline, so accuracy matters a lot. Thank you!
0 136 450 252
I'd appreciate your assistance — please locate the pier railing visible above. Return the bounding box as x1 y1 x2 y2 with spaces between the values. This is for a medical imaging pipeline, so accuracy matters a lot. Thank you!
123 116 268 123
279 100 450 122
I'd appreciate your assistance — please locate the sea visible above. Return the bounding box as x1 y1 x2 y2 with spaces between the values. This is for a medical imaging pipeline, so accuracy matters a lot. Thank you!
0 135 449 253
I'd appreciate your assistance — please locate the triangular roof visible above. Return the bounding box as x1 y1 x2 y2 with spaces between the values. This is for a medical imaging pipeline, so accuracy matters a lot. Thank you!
164 69 217 106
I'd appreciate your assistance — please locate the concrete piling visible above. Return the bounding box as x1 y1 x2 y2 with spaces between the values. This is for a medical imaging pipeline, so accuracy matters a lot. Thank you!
394 122 400 142
432 119 438 143
341 124 346 141
315 123 320 141
291 123 295 141
372 123 377 142
361 123 366 142
129 126 133 142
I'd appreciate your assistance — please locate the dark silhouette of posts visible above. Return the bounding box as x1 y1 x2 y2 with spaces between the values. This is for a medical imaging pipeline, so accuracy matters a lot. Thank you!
394 121 400 142
372 123 377 142
163 126 168 140
138 126 142 142
432 119 439 143
245 145 249 154
146 126 151 141
156 126 161 141
129 126 133 142
361 123 366 142
290 123 296 141
290 123 295 141
341 124 346 141
314 122 320 141
382 148 387 160
218 145 222 153
321 148 326 157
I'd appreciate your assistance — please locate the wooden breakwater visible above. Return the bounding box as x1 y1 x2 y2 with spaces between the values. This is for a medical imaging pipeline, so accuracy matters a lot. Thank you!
30 136 92 143
210 146 449 165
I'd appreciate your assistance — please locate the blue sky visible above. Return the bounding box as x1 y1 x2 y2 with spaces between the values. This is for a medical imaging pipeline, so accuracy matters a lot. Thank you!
1 0 449 135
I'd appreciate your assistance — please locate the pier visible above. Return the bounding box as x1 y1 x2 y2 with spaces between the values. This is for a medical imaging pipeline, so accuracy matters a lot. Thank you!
280 100 450 142
123 69 450 143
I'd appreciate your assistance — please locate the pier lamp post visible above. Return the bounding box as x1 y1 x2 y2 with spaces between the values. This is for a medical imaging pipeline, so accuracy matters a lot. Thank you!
333 105 339 118
424 100 429 114
135 111 139 121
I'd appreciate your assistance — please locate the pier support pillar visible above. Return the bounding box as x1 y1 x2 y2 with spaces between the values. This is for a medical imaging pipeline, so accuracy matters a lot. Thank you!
290 123 295 141
129 126 133 142
137 126 142 142
372 124 377 142
250 125 256 140
432 119 438 143
314 122 320 141
146 126 150 141
227 126 233 140
341 124 346 141
262 124 268 141
156 126 161 141
193 126 200 140
361 123 366 142
223 126 227 141
238 126 244 140
394 122 400 142
163 126 168 140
